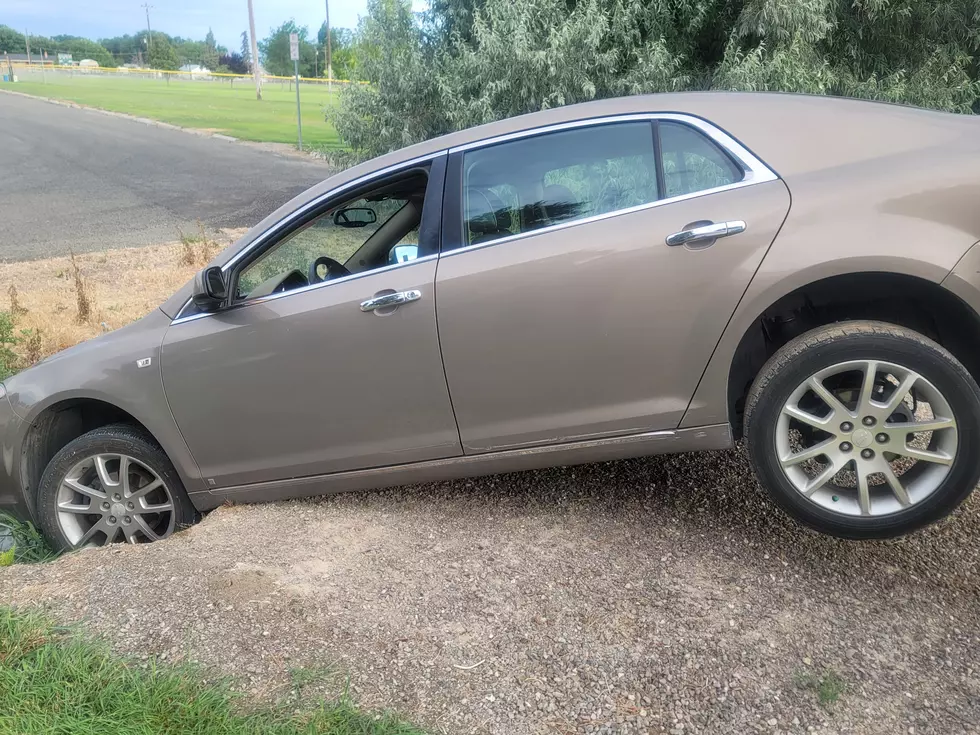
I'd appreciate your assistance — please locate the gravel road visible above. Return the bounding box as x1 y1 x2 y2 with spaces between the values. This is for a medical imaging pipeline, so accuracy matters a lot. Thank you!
2 446 978 734
0 92 329 261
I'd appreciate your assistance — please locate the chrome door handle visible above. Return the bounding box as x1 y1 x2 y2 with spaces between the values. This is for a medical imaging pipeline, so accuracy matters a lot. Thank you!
665 220 746 247
359 289 422 312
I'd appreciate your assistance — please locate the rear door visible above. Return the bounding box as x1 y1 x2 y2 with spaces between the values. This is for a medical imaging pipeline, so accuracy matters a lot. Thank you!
435 116 790 453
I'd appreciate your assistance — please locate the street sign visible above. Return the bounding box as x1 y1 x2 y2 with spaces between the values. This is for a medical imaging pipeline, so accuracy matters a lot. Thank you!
57 53 73 66
289 33 299 62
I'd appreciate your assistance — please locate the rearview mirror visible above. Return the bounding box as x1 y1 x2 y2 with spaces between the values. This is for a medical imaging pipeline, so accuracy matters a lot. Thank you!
333 206 377 228
191 266 228 311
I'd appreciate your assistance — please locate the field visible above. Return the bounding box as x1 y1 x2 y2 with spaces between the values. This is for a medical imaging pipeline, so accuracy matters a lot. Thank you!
8 70 343 149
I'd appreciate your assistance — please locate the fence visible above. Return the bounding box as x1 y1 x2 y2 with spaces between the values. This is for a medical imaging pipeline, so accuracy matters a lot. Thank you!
6 61 363 89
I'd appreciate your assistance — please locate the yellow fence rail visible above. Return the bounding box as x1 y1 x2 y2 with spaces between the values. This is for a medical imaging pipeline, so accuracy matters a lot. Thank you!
6 61 364 85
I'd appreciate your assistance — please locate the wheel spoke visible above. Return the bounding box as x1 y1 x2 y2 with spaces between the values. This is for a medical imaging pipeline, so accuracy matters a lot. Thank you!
782 404 832 430
119 456 131 495
895 445 953 466
858 360 878 414
129 478 163 500
881 371 919 415
77 519 107 546
133 515 161 542
881 463 912 506
63 478 106 500
856 467 872 516
138 502 173 514
885 417 956 433
781 437 837 467
57 502 95 515
95 455 118 489
803 460 840 495
808 376 852 419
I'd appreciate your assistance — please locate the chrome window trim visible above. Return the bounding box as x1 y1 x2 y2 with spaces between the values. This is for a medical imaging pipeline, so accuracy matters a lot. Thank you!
443 112 778 257
171 150 447 324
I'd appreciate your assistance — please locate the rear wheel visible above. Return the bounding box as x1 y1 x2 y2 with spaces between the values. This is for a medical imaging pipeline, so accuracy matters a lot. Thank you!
37 424 196 551
745 321 980 538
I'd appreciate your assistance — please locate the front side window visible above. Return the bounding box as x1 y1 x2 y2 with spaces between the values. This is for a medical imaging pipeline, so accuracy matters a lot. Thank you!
236 172 426 301
461 122 659 247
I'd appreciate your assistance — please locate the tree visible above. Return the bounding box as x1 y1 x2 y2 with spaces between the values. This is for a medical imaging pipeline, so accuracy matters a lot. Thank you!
148 39 180 70
218 52 249 74
331 0 980 161
0 25 25 54
259 21 317 77
202 27 220 70
317 24 359 79
240 30 251 69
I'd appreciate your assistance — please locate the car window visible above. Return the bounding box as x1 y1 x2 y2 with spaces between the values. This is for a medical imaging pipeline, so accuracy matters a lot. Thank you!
461 122 659 246
235 173 427 301
659 122 743 199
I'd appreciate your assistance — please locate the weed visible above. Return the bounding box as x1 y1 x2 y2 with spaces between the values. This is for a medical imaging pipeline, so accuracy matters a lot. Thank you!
0 547 13 567
0 310 18 380
794 668 846 708
197 220 219 263
0 607 426 734
20 328 43 366
0 513 57 564
69 250 92 324
177 224 199 266
7 284 26 317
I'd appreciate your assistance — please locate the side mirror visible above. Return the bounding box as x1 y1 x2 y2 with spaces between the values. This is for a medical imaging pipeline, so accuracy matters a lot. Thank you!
191 266 228 311
333 206 377 228
388 244 419 264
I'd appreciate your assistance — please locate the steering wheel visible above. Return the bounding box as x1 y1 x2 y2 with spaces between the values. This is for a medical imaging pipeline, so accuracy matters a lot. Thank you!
309 256 351 284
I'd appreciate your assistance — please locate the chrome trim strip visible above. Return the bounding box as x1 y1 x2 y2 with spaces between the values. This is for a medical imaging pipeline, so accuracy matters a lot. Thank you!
441 112 777 257
171 254 439 325
171 150 448 324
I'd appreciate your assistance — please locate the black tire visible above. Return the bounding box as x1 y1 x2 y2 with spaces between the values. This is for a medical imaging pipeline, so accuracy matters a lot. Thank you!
744 321 980 539
36 423 197 552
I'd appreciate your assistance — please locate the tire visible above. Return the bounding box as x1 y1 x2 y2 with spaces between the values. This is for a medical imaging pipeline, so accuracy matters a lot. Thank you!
37 424 197 552
744 321 980 539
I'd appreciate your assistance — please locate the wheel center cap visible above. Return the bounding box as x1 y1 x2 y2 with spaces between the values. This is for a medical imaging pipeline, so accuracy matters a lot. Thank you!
851 428 873 448
110 502 126 517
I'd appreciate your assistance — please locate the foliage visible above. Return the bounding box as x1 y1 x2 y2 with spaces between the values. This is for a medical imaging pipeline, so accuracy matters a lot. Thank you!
219 52 249 75
260 21 319 77
147 39 180 71
331 0 980 160
241 30 252 69
52 36 116 67
0 513 56 564
0 311 18 381
794 667 847 708
0 25 25 53
317 25 361 79
0 607 428 734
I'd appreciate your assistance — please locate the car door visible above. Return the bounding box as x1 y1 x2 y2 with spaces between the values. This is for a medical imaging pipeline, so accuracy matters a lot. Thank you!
161 154 462 489
435 116 791 453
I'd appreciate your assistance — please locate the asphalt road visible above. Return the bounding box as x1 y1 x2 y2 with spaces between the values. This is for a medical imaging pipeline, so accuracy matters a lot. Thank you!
0 92 332 261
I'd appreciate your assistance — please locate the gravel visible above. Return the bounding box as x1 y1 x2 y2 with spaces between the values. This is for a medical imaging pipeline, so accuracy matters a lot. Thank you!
2 446 979 734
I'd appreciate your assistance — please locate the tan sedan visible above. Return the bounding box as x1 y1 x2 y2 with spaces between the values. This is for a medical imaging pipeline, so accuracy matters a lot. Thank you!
3 92 980 548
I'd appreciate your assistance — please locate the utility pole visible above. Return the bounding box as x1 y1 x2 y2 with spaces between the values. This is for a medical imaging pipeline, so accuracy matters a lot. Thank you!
142 3 153 52
24 29 31 67
247 0 262 100
324 0 332 91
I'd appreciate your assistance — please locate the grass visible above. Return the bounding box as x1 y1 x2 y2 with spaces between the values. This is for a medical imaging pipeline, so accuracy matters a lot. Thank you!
0 514 56 565
0 607 426 734
7 70 343 148
794 667 847 708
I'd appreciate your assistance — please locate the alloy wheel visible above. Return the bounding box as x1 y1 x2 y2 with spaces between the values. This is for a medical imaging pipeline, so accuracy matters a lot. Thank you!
776 359 957 517
55 453 176 546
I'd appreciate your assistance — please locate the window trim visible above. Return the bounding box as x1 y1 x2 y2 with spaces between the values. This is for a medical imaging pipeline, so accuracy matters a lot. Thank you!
172 151 448 325
442 112 778 257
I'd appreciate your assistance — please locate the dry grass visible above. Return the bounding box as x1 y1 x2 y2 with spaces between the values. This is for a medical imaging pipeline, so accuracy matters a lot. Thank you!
0 228 245 365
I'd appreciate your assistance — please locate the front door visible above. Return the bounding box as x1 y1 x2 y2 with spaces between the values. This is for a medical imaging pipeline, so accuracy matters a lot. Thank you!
161 157 462 489
435 117 791 452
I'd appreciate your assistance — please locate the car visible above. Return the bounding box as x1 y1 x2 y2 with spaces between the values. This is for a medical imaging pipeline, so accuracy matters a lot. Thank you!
3 91 980 549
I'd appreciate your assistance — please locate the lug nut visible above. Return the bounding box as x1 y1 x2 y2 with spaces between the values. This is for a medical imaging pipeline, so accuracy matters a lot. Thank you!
840 442 852 452
876 433 888 444
863 416 876 427
127 502 134 510
108 516 117 524
123 516 131 524
113 493 121 501
840 422 853 433
861 449 874 459
102 502 110 510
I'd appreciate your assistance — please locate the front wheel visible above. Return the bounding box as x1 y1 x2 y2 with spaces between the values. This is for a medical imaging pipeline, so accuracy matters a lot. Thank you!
36 424 197 551
745 321 980 539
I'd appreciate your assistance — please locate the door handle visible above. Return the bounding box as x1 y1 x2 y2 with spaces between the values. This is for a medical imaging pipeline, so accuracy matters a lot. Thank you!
359 289 422 312
665 220 746 247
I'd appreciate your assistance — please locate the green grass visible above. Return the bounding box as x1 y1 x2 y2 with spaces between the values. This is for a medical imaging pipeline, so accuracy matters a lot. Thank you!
794 668 847 708
0 513 56 565
0 607 427 735
7 71 343 148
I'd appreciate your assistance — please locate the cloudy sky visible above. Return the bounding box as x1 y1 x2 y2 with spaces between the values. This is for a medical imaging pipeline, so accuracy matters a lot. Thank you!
4 0 369 50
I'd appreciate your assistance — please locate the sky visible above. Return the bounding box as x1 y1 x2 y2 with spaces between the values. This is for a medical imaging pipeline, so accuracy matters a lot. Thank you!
3 0 370 50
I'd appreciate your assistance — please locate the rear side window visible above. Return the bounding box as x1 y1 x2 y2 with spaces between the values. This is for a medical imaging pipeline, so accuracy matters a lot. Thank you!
659 121 743 198
461 122 659 246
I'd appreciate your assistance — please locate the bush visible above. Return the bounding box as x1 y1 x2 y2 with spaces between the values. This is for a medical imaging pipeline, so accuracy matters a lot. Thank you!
0 310 18 381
